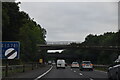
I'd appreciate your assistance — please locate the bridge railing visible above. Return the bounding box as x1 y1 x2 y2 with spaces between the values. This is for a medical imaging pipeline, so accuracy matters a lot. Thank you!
46 41 81 45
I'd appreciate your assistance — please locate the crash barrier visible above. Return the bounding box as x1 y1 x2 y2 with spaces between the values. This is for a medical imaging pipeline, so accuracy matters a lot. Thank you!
2 63 45 77
94 64 109 71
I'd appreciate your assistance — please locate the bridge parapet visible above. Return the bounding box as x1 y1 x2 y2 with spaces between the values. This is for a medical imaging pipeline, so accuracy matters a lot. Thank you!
37 44 120 51
46 41 81 45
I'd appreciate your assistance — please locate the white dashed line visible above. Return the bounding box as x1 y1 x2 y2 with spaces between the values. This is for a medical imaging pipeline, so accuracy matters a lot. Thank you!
79 73 83 76
74 71 76 72
90 78 94 80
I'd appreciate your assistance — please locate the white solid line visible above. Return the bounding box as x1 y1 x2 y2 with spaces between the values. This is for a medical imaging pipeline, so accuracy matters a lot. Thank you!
34 66 53 80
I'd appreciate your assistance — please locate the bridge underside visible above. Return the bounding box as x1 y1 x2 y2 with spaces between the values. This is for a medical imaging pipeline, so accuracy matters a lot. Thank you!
46 53 79 59
38 45 120 51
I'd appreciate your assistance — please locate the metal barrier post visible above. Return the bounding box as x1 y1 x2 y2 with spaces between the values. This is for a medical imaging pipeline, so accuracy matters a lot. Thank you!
5 59 8 77
32 63 33 70
23 65 25 72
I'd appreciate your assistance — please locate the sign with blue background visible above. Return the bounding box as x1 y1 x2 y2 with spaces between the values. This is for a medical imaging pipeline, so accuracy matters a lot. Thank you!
0 41 20 59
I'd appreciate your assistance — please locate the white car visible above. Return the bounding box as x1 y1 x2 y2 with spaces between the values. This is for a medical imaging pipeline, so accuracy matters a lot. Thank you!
48 60 52 65
71 62 79 68
56 59 66 69
80 61 93 71
52 62 56 65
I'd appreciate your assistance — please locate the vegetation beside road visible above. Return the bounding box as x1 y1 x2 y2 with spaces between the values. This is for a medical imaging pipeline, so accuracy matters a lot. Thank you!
62 31 120 64
2 2 47 63
95 67 108 72
2 2 120 66
2 63 45 77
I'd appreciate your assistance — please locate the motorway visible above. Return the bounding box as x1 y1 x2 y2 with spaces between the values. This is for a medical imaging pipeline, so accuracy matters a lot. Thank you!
36 65 108 80
2 65 108 80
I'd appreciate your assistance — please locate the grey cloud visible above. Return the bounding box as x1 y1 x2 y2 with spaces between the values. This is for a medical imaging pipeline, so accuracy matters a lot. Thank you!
19 2 118 42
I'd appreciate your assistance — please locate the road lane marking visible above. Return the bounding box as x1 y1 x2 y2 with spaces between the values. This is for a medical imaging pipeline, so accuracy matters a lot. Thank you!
71 69 72 70
79 73 83 76
90 78 94 80
74 70 76 72
34 66 53 80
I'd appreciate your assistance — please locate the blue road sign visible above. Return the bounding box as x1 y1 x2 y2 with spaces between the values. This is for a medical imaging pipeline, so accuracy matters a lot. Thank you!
0 41 20 59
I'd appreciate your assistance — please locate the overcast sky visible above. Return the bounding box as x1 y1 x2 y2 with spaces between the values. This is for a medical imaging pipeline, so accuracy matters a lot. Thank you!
19 2 118 42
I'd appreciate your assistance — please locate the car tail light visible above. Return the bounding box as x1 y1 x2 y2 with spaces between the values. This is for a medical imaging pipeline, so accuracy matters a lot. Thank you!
82 64 85 66
76 64 78 66
90 64 93 66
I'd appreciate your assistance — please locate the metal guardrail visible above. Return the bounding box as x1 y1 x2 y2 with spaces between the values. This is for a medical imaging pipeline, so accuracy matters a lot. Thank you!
1 64 109 77
2 63 44 77
2 65 24 71
94 64 109 71
1 64 109 68
94 64 109 67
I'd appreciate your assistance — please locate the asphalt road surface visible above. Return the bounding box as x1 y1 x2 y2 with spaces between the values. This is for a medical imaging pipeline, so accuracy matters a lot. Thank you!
2 65 108 80
40 66 108 80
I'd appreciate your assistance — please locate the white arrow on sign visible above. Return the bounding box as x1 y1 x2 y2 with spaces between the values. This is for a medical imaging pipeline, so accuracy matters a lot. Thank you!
5 48 17 59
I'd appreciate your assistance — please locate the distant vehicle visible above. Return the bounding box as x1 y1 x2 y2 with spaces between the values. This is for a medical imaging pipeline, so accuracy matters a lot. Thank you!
48 60 52 65
65 63 68 67
56 59 66 69
80 61 93 71
52 62 56 65
107 55 120 80
71 62 79 68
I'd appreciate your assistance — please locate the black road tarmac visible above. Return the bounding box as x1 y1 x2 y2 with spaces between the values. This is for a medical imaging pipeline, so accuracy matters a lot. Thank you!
41 66 108 80
3 65 108 80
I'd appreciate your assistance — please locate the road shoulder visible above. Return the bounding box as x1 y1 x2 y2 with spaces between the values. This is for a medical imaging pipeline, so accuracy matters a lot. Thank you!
2 65 51 79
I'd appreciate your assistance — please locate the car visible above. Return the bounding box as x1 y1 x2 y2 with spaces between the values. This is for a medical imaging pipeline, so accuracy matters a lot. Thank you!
71 62 79 68
56 59 66 69
52 62 56 65
107 55 120 80
48 60 52 65
80 61 93 71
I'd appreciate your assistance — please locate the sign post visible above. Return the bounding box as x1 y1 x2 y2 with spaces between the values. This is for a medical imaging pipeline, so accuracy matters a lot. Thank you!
0 41 20 77
39 59 43 64
2 41 20 59
5 59 8 77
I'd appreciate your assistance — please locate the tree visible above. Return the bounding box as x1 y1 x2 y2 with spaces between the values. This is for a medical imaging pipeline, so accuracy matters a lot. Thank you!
2 2 47 63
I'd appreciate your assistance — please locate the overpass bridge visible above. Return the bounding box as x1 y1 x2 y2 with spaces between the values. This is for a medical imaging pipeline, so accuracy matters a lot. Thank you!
37 44 120 51
47 53 79 59
38 41 120 63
